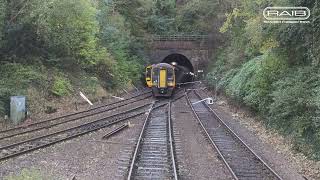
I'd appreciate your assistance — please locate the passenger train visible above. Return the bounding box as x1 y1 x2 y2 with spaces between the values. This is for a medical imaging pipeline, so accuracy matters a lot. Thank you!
145 63 176 97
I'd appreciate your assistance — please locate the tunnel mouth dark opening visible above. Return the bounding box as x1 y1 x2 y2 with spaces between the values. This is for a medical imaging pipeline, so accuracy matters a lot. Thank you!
161 53 194 83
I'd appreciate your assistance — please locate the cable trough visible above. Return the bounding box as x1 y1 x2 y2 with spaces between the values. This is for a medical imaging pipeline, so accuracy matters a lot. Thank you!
186 90 282 180
127 101 178 180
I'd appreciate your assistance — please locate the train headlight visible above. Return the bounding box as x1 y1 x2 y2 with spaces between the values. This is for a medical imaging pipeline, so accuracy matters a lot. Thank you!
171 62 177 66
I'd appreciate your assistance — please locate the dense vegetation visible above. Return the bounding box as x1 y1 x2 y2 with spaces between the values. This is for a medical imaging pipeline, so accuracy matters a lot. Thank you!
0 0 319 160
0 0 150 116
206 0 320 159
0 0 223 116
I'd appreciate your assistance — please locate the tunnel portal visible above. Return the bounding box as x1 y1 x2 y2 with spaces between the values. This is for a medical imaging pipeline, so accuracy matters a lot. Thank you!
161 53 194 83
162 54 194 73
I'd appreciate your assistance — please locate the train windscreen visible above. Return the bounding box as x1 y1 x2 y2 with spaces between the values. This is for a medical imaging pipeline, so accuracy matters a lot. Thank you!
152 68 159 84
167 68 174 82
146 67 152 79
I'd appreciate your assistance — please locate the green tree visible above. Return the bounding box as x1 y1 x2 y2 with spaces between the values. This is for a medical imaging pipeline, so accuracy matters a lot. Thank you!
40 0 101 66
0 0 6 48
207 0 320 159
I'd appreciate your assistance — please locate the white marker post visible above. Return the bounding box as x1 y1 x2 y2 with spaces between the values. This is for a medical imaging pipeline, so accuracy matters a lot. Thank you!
79 91 93 106
122 89 129 94
132 84 139 92
111 96 125 100
192 98 214 105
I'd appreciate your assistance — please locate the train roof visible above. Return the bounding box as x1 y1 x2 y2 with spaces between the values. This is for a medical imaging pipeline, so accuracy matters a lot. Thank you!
152 63 174 68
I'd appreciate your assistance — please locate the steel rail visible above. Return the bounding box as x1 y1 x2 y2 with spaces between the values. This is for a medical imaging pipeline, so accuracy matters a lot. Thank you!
195 90 282 179
0 89 184 162
0 102 154 161
0 103 152 152
127 102 155 179
185 91 238 179
101 123 129 140
0 94 152 140
0 90 151 134
186 90 282 180
127 101 179 180
0 111 146 162
168 101 179 180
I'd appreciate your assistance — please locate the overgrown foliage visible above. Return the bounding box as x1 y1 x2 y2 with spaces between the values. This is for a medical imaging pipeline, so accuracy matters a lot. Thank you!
0 63 46 115
0 0 148 116
51 76 72 97
0 0 319 161
207 0 320 159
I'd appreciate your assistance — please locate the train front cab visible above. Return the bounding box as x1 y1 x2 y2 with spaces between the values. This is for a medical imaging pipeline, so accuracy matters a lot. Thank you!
145 65 152 88
152 65 175 97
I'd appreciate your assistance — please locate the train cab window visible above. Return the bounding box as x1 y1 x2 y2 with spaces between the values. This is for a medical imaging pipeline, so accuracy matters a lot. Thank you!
146 67 152 80
167 68 174 81
152 68 159 83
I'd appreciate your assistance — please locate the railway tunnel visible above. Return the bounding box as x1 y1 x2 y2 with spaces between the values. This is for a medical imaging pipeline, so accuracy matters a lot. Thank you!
161 53 194 83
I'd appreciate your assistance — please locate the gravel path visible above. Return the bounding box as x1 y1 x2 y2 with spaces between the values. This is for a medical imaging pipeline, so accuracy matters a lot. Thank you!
171 97 232 180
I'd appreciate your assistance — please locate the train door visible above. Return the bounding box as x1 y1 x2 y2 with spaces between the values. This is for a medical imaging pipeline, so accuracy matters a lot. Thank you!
159 69 167 88
146 66 152 87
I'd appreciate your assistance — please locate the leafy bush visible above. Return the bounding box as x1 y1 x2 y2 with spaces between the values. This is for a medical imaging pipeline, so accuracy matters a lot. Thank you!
210 52 288 113
37 0 101 66
51 76 73 97
98 9 145 89
217 69 239 91
81 76 99 95
208 51 320 159
268 67 320 158
0 63 46 115
225 56 260 102
243 53 288 113
206 0 320 160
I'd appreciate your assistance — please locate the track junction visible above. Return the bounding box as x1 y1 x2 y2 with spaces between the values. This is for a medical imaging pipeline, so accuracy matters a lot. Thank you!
0 85 300 179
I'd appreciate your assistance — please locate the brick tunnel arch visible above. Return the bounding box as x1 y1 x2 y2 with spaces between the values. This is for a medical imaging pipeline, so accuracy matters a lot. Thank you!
161 53 194 83
161 53 194 73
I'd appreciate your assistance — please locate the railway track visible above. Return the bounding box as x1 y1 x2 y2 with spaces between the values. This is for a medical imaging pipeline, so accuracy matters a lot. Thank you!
0 102 153 161
0 91 152 141
186 90 282 180
127 101 178 180
0 89 186 162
